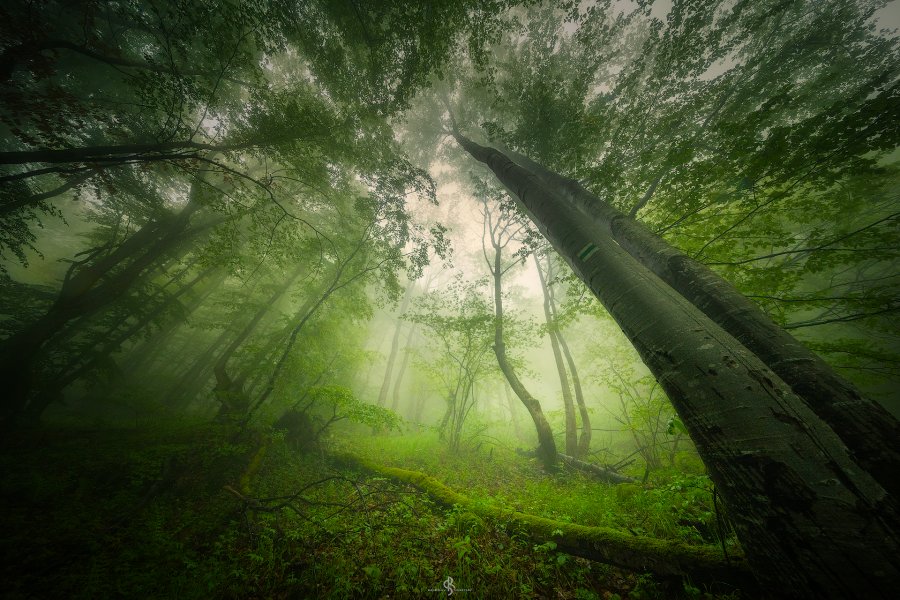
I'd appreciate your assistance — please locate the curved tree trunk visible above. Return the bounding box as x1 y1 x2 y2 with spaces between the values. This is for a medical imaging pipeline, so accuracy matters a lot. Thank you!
501 145 900 499
489 238 557 469
454 130 900 598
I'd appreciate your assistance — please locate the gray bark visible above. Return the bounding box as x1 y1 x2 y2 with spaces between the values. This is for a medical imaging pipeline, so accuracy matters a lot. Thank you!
502 146 900 500
454 131 900 598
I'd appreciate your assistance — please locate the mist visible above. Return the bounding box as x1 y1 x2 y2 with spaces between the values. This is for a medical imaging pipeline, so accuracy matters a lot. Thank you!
1 1 899 598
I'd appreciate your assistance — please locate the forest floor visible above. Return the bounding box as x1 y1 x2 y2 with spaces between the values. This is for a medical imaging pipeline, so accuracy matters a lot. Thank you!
0 423 746 599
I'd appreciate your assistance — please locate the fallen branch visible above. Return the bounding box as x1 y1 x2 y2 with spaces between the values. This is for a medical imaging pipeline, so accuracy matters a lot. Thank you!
558 453 637 484
335 452 755 590
516 447 636 484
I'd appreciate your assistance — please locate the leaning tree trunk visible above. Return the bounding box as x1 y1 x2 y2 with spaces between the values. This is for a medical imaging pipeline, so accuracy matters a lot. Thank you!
501 145 900 499
213 266 305 419
0 193 203 428
535 253 577 456
454 130 900 598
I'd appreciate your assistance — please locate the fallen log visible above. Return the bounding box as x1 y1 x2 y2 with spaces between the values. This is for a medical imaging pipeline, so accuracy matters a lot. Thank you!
516 447 637 484
558 453 636 484
335 452 755 591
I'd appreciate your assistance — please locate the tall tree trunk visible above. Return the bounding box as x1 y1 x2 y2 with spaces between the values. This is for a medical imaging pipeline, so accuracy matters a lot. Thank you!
555 324 591 457
377 286 413 408
490 239 557 469
390 324 416 412
535 253 577 456
502 145 900 499
454 130 900 597
543 254 591 456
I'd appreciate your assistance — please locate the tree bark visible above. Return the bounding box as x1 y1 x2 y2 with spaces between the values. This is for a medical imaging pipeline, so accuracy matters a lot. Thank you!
535 253 577 456
489 237 557 469
502 146 900 500
454 130 900 598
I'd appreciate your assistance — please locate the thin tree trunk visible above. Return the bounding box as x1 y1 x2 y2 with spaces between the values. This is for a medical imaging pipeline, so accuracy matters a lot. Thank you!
213 266 305 416
543 255 591 456
454 130 900 598
555 327 591 457
390 324 416 412
377 286 413 408
490 241 557 469
502 145 900 499
535 253 577 456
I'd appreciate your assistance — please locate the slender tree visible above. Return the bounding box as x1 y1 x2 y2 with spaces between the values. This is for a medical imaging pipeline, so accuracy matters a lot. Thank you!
534 251 577 456
479 192 557 469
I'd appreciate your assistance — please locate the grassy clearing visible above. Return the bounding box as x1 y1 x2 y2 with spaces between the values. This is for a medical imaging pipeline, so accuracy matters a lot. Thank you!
1 424 744 599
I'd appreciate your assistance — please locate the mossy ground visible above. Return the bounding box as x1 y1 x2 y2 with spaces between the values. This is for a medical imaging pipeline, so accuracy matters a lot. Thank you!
1 424 744 599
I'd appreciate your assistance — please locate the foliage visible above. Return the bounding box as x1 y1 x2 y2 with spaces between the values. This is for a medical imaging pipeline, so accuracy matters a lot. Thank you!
1 425 742 599
408 276 497 450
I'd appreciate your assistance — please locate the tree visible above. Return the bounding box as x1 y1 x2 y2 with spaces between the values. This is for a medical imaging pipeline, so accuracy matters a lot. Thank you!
470 0 900 496
478 185 557 469
408 277 495 451
453 129 900 597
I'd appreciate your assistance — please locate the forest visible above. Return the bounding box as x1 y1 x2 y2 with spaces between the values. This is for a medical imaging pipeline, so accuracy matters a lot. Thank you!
1 0 898 598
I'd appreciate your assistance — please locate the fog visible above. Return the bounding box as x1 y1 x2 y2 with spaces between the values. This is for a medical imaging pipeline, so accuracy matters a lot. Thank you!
2 1 898 597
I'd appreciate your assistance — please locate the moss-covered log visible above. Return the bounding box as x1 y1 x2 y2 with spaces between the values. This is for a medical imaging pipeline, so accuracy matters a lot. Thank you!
335 453 755 589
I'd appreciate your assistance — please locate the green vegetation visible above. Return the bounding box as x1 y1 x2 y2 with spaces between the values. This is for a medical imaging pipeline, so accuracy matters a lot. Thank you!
1 0 898 597
1 425 745 599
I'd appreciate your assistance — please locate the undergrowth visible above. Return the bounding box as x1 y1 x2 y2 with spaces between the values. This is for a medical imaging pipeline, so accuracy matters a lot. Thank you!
0 424 743 599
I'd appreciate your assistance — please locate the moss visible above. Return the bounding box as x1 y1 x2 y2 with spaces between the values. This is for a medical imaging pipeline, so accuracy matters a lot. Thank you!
335 452 753 587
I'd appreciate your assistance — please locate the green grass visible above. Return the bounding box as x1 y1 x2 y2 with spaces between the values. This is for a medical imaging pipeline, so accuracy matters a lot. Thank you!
0 424 743 599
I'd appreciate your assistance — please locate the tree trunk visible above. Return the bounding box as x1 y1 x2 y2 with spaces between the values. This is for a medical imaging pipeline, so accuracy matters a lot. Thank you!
0 194 203 428
454 130 900 598
213 266 305 418
535 253 577 456
556 326 591 457
502 146 900 499
490 240 557 469
542 254 591 455
390 323 416 413
377 286 413 408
